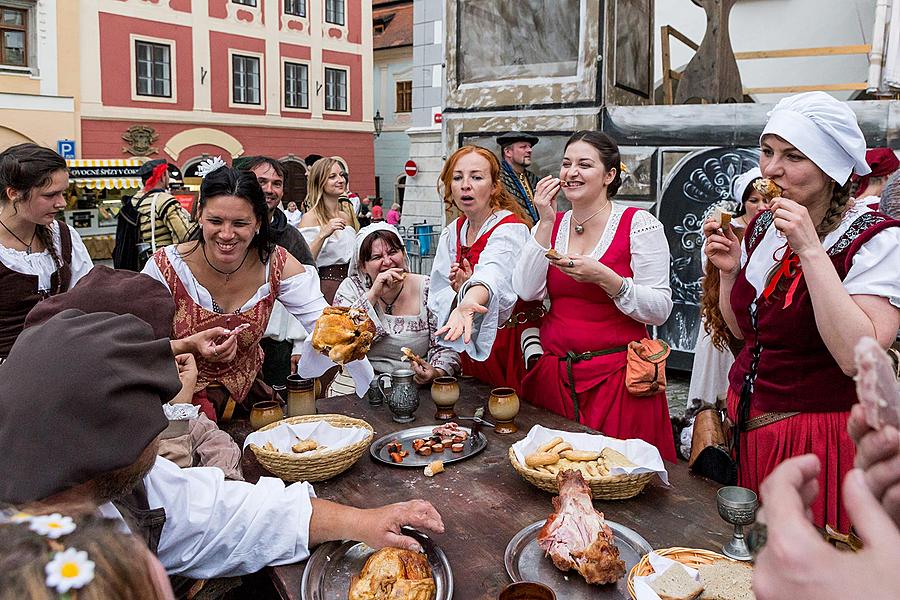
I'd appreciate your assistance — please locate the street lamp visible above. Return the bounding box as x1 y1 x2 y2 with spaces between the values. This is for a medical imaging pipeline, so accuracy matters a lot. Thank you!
373 110 384 138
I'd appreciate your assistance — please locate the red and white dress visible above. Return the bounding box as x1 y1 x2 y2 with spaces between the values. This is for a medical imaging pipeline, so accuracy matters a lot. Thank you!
513 205 677 462
427 209 535 393
728 203 900 531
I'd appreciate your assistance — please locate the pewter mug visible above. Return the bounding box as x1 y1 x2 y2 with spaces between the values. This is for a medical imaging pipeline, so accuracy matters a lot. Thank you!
367 373 392 406
384 368 419 423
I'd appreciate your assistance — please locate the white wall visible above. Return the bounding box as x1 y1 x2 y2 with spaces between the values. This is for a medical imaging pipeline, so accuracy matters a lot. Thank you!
655 0 877 102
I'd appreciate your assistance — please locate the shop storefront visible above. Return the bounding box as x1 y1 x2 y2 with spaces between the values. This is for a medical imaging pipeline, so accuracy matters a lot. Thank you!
65 159 143 260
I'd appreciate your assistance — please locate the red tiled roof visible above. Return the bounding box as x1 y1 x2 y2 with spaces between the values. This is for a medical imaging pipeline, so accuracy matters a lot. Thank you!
373 2 412 50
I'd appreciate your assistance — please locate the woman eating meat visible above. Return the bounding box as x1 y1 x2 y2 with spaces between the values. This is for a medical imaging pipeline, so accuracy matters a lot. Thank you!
142 162 371 421
512 131 676 462
703 92 900 531
0 144 93 362
328 223 459 393
427 146 538 394
298 158 360 303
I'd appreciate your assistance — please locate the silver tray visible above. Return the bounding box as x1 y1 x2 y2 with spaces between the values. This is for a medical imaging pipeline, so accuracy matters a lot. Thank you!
301 528 452 600
505 520 651 599
369 424 487 467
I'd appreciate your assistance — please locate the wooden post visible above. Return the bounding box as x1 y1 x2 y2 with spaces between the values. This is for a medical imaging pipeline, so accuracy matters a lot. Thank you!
675 0 743 104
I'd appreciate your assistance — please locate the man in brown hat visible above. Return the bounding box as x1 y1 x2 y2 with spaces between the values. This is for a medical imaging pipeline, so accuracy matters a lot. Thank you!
497 131 540 226
0 309 442 580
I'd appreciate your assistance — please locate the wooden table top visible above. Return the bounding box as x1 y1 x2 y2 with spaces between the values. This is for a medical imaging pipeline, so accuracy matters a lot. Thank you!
241 378 728 600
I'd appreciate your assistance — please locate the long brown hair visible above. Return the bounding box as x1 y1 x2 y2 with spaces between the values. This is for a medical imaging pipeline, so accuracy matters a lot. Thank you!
0 144 68 270
304 158 360 231
700 232 744 354
437 146 527 222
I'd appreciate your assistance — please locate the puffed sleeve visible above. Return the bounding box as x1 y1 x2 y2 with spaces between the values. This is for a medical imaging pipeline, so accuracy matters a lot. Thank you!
441 221 530 361
843 224 900 308
512 223 552 301
64 224 94 289
613 211 673 326
426 223 457 323
146 456 316 578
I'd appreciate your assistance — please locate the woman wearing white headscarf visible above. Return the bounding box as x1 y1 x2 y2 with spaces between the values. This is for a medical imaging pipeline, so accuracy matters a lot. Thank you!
704 92 900 531
332 223 460 386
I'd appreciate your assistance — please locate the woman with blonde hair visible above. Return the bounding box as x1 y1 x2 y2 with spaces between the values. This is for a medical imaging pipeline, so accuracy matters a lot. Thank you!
299 157 360 302
428 145 540 393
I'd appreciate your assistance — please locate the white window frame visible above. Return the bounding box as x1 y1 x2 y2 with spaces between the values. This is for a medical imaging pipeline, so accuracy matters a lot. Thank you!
324 0 345 26
323 65 348 113
129 34 177 104
282 58 310 112
228 49 264 109
284 0 306 18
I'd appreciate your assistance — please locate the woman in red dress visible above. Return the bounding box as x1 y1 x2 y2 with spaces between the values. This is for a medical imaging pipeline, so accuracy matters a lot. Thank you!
704 92 900 531
513 131 676 461
428 146 540 394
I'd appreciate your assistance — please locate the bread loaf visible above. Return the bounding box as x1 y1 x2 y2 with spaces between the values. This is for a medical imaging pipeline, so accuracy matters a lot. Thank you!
648 564 704 600
698 560 754 600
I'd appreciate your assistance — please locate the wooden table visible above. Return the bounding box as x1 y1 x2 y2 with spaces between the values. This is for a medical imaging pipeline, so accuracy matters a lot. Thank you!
242 378 728 599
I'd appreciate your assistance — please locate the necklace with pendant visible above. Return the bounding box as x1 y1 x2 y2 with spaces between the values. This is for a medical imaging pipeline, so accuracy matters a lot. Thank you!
572 201 612 234
203 244 251 283
380 281 405 315
0 219 37 254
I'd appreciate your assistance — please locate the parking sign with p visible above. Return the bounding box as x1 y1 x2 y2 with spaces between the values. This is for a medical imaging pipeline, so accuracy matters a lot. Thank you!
57 140 76 159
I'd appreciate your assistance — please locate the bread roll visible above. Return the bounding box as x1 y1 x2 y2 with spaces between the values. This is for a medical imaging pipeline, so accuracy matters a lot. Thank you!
649 564 704 600
526 452 561 467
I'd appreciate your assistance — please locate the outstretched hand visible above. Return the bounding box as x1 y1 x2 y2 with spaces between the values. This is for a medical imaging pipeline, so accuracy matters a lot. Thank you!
436 297 488 344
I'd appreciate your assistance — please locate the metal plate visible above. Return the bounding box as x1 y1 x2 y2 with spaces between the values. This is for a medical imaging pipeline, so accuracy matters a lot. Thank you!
301 528 452 600
369 424 487 467
505 520 652 599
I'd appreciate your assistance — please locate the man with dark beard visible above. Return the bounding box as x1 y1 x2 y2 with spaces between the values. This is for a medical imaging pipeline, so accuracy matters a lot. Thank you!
0 310 443 581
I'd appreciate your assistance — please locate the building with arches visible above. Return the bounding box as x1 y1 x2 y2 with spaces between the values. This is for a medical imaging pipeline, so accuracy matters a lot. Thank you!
76 0 376 203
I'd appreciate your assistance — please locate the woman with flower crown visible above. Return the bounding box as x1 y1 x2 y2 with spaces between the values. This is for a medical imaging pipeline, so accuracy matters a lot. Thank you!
142 160 373 421
512 131 677 462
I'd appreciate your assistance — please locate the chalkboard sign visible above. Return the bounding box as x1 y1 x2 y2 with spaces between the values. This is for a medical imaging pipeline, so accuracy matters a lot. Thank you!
655 147 760 367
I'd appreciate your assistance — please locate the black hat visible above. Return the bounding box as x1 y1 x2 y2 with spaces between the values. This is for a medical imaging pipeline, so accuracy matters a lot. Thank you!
305 154 323 167
496 131 539 148
24 265 175 340
138 159 167 181
0 310 179 504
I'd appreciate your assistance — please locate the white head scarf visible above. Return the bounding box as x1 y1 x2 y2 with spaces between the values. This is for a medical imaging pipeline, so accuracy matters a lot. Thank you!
760 91 870 185
731 167 762 204
349 222 407 284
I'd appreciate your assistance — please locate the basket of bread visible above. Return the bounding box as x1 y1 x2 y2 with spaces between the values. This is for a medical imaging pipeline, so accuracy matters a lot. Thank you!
627 548 752 600
244 414 374 482
509 426 668 500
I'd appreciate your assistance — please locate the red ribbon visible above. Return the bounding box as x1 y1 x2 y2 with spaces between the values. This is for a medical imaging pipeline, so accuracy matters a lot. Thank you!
143 163 169 193
762 246 803 308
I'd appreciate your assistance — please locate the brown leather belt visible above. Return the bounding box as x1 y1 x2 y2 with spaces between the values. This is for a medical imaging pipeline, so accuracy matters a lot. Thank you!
498 305 547 329
743 411 800 432
318 263 349 282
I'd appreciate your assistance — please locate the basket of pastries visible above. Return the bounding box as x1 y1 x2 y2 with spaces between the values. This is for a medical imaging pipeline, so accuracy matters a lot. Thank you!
627 547 751 600
246 414 374 482
509 426 668 500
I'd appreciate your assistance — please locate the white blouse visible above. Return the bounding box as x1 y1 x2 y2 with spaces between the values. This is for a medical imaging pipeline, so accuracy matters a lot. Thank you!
427 210 530 361
741 202 900 308
512 205 673 326
298 224 356 268
141 245 375 395
284 208 302 228
0 220 93 291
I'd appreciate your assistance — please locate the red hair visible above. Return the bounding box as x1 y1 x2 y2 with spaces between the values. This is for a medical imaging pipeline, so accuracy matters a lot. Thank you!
437 146 527 222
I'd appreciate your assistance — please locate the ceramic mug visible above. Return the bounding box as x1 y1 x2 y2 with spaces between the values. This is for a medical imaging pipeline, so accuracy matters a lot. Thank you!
431 376 460 420
498 581 556 600
250 401 284 431
488 387 520 434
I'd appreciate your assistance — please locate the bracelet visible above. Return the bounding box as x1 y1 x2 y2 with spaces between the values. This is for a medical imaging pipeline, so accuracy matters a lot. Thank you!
608 277 629 300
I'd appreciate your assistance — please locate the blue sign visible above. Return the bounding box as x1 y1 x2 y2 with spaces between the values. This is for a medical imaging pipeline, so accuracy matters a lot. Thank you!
57 139 76 159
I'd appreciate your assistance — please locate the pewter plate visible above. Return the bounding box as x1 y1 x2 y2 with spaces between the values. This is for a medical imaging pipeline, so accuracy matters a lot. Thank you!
300 528 452 600
505 520 651 599
369 424 487 467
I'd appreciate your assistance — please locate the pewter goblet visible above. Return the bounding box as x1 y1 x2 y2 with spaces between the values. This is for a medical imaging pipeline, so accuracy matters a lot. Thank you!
717 486 758 561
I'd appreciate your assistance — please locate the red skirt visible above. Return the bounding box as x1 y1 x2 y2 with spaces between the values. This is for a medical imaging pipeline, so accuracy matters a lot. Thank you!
727 387 855 532
522 354 677 463
461 322 528 396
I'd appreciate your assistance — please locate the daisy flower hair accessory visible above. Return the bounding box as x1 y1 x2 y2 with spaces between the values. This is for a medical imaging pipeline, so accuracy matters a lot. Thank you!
29 513 77 539
196 155 227 178
45 547 96 594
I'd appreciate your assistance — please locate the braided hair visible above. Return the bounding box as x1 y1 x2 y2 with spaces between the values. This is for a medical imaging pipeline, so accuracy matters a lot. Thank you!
0 144 68 274
815 178 853 238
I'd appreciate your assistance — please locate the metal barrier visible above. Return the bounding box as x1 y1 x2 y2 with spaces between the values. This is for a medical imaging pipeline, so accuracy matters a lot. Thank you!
401 223 442 275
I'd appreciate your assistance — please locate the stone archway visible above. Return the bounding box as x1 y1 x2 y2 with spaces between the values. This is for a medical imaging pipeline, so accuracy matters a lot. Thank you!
0 126 34 151
279 155 308 209
164 128 244 161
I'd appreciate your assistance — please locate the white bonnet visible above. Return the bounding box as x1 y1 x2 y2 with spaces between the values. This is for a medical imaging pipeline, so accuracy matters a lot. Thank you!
760 91 870 184
731 167 762 204
349 222 405 280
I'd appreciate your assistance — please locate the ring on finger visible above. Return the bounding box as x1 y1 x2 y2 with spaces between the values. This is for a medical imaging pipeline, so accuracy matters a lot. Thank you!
567 260 574 267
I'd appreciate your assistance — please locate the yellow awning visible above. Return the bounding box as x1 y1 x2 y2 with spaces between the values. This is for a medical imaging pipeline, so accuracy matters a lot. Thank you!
67 158 143 191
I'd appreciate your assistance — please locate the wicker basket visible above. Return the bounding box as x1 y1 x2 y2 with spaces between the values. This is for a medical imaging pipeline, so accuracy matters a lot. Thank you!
626 547 732 599
249 414 374 482
508 447 655 500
